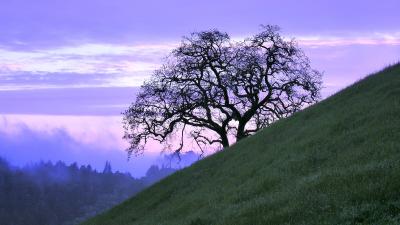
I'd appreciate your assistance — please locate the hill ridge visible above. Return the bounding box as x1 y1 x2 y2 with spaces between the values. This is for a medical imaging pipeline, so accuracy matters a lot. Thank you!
84 63 400 225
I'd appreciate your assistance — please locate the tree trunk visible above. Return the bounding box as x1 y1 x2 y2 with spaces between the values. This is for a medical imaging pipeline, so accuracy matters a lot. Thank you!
220 132 230 148
236 120 247 141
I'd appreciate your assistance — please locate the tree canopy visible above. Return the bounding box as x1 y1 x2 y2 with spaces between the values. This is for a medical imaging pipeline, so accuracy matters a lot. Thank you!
123 25 322 156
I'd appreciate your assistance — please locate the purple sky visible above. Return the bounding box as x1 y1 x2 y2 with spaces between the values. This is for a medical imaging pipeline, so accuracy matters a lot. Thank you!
0 0 399 176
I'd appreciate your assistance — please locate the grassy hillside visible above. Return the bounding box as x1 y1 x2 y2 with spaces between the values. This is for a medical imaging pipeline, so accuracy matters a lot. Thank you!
83 64 400 225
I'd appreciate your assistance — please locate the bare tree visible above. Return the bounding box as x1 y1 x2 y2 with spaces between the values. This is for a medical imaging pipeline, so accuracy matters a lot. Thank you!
123 25 322 156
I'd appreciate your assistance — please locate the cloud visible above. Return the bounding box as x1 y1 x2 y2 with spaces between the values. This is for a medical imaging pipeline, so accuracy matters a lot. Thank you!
0 114 204 177
0 70 149 90
0 114 127 149
1 37 399 116
1 32 399 91
0 114 170 153
296 33 400 47
0 42 176 90
0 115 161 177
0 87 138 115
0 43 172 75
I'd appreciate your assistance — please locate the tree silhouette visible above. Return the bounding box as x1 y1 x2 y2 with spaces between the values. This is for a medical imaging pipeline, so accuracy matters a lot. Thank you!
123 25 322 156
102 161 112 174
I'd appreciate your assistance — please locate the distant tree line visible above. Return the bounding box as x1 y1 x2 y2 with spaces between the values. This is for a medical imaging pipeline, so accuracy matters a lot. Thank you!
0 157 176 225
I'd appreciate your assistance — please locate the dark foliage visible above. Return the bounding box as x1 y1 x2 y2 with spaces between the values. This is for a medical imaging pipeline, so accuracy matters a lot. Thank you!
0 158 176 225
123 25 322 156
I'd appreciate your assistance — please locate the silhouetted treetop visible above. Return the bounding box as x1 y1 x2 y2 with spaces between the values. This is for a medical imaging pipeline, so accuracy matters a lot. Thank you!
102 161 112 174
123 25 322 156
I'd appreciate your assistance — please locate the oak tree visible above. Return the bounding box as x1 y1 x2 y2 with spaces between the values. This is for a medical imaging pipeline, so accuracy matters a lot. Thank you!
123 25 322 156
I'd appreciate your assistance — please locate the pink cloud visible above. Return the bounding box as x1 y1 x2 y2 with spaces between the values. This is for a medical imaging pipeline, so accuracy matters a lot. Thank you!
297 34 400 47
0 114 127 151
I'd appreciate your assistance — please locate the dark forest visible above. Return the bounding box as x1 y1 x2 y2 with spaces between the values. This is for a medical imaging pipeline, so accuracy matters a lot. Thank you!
0 157 176 225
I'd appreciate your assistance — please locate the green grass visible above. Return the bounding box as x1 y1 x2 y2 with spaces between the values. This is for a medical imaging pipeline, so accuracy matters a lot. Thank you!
83 63 400 225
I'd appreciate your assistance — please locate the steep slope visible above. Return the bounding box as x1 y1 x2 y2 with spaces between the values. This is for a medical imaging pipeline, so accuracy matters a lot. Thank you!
83 64 400 225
